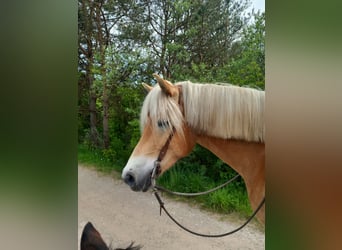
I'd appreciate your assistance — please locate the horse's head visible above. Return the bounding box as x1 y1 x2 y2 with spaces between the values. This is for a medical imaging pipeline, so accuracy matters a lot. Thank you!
122 74 196 192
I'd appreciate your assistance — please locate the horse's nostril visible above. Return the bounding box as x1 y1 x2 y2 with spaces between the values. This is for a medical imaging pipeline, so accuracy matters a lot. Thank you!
124 172 136 188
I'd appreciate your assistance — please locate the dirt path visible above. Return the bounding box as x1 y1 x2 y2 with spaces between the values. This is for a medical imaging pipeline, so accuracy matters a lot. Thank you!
78 165 265 249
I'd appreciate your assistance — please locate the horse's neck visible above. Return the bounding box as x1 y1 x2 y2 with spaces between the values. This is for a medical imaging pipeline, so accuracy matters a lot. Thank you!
195 135 265 223
195 136 264 178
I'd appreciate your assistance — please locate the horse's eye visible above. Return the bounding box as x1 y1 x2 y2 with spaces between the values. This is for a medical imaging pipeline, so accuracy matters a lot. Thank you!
157 120 169 128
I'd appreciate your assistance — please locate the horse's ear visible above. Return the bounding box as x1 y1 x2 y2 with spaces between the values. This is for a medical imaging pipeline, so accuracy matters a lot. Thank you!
80 222 109 250
153 73 177 96
142 83 153 93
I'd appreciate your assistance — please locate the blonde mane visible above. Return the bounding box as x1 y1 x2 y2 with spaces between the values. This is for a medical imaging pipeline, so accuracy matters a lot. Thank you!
140 81 265 142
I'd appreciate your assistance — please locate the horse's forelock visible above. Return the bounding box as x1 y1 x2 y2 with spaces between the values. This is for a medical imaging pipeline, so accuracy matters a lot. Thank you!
140 85 184 136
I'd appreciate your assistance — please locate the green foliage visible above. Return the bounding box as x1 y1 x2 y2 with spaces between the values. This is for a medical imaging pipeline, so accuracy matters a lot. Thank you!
78 144 116 173
190 63 215 82
207 188 251 215
227 12 265 89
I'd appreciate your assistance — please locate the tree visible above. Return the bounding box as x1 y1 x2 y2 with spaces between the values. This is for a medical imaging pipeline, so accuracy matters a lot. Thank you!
116 0 250 81
78 0 265 168
78 0 126 148
226 11 265 88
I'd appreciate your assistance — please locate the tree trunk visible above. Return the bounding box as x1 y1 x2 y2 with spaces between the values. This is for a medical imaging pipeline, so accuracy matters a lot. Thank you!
94 0 110 149
89 93 100 147
102 85 109 149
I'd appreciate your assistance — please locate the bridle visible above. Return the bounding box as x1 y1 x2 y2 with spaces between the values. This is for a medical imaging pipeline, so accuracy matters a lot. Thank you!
151 85 183 185
150 85 265 237
150 126 175 187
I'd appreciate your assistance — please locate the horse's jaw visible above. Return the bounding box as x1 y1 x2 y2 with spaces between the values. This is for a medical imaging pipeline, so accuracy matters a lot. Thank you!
122 155 155 192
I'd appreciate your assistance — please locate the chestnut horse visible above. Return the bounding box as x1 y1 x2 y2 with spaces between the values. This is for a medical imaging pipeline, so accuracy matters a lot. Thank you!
122 74 265 224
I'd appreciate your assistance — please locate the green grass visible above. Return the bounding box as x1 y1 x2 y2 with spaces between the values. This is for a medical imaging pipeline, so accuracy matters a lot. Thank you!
78 144 252 218
206 188 251 215
157 166 252 217
78 144 119 173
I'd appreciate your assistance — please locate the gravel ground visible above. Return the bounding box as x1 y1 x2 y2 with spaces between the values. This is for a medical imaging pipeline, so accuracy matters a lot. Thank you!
78 165 265 249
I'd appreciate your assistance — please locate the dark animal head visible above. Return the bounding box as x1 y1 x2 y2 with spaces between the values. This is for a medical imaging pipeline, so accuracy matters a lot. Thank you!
80 222 142 250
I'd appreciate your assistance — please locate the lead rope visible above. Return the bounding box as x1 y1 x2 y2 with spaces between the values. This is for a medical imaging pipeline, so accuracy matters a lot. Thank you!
151 163 265 238
153 190 264 237
154 174 239 197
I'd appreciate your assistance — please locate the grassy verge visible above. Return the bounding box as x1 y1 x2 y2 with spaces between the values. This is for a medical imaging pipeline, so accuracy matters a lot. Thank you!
78 144 120 173
78 144 252 218
157 166 252 217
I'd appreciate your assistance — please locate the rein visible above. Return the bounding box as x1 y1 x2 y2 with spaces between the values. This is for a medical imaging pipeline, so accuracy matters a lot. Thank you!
154 174 240 196
153 189 265 238
150 133 265 237
150 85 265 237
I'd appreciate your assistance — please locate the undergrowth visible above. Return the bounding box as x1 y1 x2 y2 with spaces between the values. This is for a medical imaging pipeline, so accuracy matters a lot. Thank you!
157 165 252 217
78 144 120 173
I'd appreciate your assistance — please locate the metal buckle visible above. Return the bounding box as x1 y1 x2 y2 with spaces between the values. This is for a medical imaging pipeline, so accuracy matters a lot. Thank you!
151 160 160 188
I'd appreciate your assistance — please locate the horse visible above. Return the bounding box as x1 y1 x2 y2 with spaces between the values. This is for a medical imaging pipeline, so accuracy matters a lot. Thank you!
122 74 265 224
80 222 142 250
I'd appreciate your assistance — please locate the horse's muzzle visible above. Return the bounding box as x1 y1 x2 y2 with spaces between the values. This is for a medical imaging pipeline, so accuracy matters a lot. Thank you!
123 171 151 192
